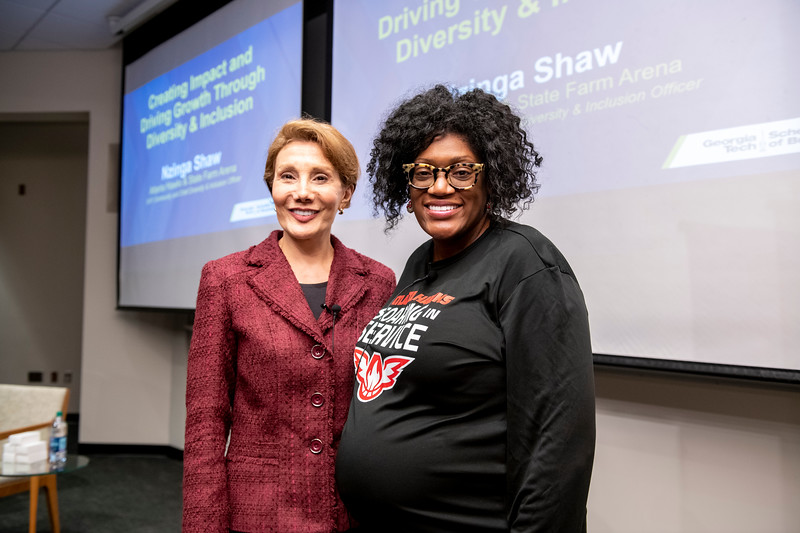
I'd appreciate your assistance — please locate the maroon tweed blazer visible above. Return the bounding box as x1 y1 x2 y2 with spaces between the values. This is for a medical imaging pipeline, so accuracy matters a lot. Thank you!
183 231 395 533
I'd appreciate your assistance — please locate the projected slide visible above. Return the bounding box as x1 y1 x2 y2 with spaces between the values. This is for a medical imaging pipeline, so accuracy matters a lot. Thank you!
332 0 800 376
121 5 300 247
119 0 301 308
334 0 799 206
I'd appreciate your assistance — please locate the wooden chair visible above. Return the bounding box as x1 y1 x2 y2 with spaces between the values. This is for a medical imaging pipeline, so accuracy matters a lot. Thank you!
0 384 70 533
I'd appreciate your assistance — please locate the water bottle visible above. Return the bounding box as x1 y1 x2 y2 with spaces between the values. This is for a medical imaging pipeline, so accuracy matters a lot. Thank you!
49 411 67 465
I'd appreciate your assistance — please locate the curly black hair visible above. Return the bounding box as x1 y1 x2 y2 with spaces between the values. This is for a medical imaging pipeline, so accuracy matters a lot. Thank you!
368 84 542 231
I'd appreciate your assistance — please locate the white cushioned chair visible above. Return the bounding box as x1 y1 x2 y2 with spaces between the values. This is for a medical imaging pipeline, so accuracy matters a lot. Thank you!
0 384 70 533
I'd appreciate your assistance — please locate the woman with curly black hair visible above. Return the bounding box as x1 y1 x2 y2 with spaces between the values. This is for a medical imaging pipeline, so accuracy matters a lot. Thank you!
336 85 596 532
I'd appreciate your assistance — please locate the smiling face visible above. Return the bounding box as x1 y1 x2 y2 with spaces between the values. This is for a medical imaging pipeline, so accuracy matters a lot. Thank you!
409 133 490 261
271 141 353 250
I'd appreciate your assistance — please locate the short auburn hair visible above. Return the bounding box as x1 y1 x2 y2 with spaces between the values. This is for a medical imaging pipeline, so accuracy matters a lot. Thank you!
263 118 360 191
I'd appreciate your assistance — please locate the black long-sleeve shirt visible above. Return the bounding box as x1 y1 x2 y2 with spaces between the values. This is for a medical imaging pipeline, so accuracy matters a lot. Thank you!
336 221 595 532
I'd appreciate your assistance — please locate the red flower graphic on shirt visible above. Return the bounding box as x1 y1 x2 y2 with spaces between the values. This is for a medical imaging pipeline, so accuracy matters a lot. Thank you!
353 347 414 402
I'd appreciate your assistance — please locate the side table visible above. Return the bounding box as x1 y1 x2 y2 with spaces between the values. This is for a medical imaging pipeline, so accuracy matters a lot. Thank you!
0 455 90 533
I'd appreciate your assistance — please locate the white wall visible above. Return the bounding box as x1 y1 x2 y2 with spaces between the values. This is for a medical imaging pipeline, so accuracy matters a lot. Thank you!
0 50 184 446
591 369 800 532
0 49 798 532
0 120 87 415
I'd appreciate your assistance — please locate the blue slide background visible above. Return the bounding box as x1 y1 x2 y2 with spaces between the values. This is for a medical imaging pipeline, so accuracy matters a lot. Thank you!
120 3 301 248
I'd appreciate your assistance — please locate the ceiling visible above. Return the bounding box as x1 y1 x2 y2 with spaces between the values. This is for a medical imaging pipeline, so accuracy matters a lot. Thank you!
0 0 177 51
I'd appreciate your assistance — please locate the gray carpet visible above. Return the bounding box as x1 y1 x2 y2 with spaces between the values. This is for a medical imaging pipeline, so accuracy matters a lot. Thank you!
0 454 183 532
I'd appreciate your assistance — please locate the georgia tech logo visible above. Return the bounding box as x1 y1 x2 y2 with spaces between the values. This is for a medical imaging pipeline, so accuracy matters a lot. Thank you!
353 347 414 402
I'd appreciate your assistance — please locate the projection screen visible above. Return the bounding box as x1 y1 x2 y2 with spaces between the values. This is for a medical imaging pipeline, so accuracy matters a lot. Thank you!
330 0 800 380
118 0 302 309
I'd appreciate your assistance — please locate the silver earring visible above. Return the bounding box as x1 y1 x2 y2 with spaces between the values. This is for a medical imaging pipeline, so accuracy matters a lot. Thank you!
338 208 344 215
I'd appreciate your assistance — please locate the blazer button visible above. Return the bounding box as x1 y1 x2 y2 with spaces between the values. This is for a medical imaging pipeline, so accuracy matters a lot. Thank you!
310 438 323 454
310 392 324 407
311 344 325 359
